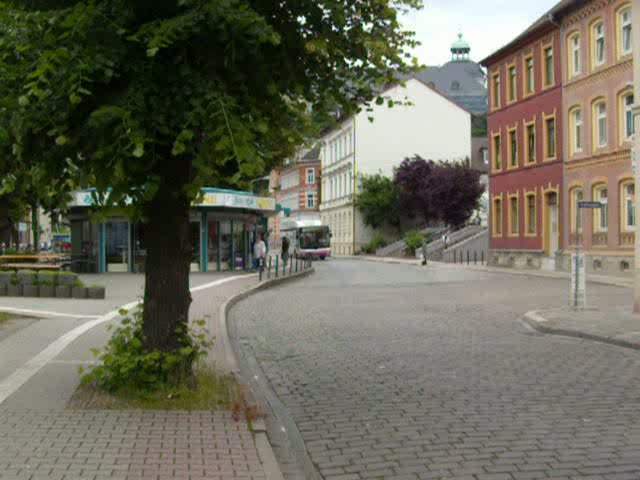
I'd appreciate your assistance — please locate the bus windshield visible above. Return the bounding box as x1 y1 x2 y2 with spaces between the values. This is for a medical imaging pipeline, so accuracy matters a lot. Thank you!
300 227 331 249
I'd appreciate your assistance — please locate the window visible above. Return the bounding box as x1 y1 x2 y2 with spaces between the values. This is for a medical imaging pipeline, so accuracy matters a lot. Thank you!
569 33 581 77
593 184 608 232
508 128 518 168
593 21 605 67
619 7 632 56
525 192 537 235
620 91 634 142
508 195 519 235
570 107 583 155
507 65 517 102
525 121 536 165
492 73 501 109
543 46 554 87
492 197 503 236
492 133 502 171
524 56 534 95
621 181 636 230
571 188 584 233
544 114 556 160
306 192 316 208
306 168 315 184
593 100 607 148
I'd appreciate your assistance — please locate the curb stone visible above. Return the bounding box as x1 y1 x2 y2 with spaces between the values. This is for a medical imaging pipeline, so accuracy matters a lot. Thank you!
522 310 640 351
217 267 316 480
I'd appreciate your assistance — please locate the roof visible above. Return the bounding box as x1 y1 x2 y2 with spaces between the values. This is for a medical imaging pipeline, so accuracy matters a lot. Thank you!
451 33 470 51
480 0 581 66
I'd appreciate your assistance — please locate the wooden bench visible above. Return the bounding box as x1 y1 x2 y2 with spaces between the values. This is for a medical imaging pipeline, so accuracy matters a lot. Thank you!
0 263 63 271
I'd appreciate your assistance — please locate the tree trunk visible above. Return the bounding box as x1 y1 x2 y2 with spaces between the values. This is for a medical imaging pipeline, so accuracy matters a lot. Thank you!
142 161 193 354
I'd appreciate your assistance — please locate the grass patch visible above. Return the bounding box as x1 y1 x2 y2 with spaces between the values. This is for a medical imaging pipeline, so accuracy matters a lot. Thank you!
70 367 237 410
0 312 10 324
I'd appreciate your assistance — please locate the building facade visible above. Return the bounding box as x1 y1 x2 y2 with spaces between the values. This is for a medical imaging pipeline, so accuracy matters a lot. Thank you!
482 19 565 270
319 76 472 255
560 0 635 276
268 147 321 247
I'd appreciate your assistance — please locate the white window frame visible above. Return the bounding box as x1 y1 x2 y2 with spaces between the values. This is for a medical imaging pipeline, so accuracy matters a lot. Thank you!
306 192 316 209
306 167 315 185
593 185 609 232
572 108 583 154
594 22 605 67
570 33 581 76
620 7 632 56
594 101 607 148
623 92 634 141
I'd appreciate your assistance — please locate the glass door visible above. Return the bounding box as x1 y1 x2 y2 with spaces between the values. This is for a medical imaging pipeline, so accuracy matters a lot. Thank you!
207 220 219 271
190 221 201 272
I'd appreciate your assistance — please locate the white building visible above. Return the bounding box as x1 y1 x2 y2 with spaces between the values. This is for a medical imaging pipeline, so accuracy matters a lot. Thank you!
319 76 472 255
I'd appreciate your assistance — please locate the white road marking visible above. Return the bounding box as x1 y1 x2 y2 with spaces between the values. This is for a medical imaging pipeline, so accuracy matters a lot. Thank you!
0 307 100 320
0 274 251 405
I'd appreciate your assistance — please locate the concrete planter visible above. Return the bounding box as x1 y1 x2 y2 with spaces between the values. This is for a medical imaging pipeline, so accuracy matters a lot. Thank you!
87 286 106 299
39 285 55 298
0 272 13 286
7 284 23 296
57 273 78 286
0 284 6 296
56 286 71 298
17 271 37 285
23 285 39 297
72 286 88 299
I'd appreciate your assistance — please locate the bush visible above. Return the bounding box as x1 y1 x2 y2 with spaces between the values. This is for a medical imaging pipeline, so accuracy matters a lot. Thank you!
403 230 424 256
38 271 58 286
80 308 213 393
362 233 387 254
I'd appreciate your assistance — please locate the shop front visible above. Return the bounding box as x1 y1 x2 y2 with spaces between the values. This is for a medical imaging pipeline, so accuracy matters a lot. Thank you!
68 188 275 273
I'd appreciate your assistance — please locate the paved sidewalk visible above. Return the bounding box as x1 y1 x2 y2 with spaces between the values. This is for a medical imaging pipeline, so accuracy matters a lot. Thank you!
524 306 640 350
0 273 274 480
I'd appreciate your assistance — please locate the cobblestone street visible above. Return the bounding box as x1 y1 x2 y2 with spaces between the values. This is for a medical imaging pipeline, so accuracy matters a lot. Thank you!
232 260 640 480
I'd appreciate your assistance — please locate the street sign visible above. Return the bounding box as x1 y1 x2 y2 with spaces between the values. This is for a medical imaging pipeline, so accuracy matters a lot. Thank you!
578 201 603 209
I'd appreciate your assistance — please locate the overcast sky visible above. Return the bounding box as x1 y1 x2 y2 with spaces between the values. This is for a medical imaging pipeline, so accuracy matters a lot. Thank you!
401 0 559 66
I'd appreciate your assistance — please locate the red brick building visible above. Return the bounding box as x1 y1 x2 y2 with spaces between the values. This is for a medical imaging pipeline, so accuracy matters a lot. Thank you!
481 11 565 270
268 147 321 246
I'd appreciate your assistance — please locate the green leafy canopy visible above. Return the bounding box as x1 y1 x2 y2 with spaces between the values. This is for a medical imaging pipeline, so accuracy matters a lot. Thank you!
0 0 423 215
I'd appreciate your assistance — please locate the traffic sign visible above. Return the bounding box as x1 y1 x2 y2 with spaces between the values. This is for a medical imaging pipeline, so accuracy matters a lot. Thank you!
578 201 603 209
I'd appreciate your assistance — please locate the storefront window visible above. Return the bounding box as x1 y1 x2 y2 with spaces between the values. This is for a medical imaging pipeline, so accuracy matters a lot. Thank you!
208 220 219 270
220 220 232 271
132 223 146 273
71 219 99 273
232 221 246 271
106 221 130 272
190 221 201 272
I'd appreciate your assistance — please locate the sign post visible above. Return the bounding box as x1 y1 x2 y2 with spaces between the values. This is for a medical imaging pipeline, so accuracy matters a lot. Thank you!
572 201 603 309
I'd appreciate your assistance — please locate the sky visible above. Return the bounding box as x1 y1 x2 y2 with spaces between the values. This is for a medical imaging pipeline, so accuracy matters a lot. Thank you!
401 0 559 66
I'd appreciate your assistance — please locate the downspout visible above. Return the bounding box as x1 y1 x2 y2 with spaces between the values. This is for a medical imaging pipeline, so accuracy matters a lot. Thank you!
352 117 357 255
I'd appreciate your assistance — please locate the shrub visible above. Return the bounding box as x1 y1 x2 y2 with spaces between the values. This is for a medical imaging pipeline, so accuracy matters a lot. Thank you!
80 308 213 393
362 233 387 254
403 230 424 256
38 271 58 286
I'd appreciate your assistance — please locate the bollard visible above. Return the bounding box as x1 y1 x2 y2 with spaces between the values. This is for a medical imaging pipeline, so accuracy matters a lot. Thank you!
276 256 279 278
296 258 299 273
481 250 485 265
259 265 263 282
268 257 272 279
474 251 477 265
467 250 470 265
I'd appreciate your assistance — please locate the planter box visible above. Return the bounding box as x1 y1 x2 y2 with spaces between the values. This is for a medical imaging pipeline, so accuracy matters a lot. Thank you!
37 273 58 287
7 284 23 296
17 271 37 285
39 285 55 298
0 284 6 296
0 272 13 286
23 285 39 297
57 273 78 286
72 287 88 299
56 286 71 298
87 287 106 299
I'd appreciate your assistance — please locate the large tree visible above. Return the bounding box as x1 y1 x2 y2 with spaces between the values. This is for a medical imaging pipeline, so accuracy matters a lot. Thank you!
0 1 422 361
394 156 483 229
357 173 400 230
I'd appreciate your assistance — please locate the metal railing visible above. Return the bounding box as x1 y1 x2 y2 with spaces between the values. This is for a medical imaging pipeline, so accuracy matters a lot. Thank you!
258 255 312 281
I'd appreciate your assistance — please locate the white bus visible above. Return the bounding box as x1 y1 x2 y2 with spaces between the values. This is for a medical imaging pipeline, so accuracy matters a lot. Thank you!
280 218 331 260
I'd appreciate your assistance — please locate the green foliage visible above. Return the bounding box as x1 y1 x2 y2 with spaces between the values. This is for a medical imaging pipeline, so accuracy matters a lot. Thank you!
357 174 400 229
403 230 424 256
362 233 387 254
472 114 487 138
38 278 53 287
81 309 213 393
38 271 58 286
9 275 18 286
73 279 85 288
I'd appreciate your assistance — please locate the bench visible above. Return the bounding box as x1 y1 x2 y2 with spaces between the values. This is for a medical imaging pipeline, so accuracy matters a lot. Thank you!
0 263 63 271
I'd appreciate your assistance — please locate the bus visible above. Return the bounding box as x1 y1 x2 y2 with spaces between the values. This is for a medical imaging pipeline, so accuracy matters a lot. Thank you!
280 218 331 260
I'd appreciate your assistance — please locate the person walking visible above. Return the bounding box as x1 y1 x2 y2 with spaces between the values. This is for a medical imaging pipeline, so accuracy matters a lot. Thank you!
281 236 290 269
254 233 267 272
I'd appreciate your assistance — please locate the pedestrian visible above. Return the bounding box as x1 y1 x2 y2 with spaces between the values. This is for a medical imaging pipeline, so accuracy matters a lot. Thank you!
281 236 290 268
443 234 449 249
255 233 267 272
421 239 428 266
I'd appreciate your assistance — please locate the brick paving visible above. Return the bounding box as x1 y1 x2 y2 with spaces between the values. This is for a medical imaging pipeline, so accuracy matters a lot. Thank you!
233 260 640 480
0 410 265 480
